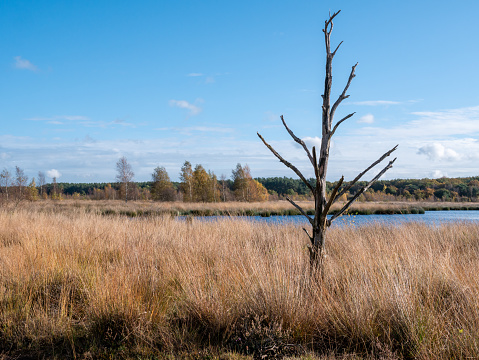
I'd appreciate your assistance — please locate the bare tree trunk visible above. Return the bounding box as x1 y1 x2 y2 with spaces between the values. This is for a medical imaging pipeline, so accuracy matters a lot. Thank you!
258 10 397 274
310 228 325 269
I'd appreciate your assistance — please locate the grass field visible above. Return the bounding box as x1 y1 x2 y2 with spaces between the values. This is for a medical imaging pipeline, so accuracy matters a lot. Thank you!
1 205 479 359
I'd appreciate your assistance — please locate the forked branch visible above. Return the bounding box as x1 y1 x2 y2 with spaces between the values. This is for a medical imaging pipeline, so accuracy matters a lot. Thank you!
334 144 398 203
330 63 358 123
322 175 344 219
257 132 314 192
281 115 314 166
286 196 313 225
323 10 341 35
329 158 397 224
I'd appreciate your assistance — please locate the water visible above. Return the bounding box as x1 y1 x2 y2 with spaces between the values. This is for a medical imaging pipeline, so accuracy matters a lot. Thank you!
185 210 479 227
262 210 479 226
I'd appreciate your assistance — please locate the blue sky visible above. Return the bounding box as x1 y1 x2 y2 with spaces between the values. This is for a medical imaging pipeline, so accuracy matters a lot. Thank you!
2 1 479 183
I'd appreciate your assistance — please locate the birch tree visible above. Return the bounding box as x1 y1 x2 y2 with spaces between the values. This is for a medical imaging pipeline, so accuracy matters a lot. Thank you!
15 166 28 200
116 157 134 203
180 161 194 202
257 10 397 271
0 169 11 201
220 174 228 202
38 171 46 198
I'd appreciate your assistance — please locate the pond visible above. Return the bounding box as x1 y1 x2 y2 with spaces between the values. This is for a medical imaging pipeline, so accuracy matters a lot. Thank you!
187 210 479 227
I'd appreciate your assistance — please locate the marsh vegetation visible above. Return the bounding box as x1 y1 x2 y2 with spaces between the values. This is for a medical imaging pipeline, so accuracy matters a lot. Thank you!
5 199 479 218
0 206 478 358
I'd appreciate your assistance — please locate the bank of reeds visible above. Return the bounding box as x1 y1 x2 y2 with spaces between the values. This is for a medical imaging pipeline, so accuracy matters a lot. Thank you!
0 208 478 358
6 199 479 218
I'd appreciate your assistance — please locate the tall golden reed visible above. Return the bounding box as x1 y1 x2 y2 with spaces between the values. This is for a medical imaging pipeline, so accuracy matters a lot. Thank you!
0 207 478 358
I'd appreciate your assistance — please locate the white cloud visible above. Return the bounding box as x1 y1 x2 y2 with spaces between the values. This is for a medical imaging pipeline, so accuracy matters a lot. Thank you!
357 113 374 124
3 103 479 183
431 170 447 178
13 56 38 71
63 115 89 121
417 143 461 161
169 99 202 116
27 115 138 129
356 106 479 140
156 126 235 135
46 169 62 179
111 119 136 127
83 135 96 143
302 136 322 150
187 72 228 84
184 126 233 133
28 115 90 122
408 107 479 136
352 100 401 106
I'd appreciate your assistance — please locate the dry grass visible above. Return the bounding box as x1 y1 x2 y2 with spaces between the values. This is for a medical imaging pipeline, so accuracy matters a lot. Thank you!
4 199 316 216
7 199 479 218
0 207 479 358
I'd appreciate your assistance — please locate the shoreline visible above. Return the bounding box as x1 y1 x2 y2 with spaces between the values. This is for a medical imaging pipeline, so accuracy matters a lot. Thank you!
5 199 479 217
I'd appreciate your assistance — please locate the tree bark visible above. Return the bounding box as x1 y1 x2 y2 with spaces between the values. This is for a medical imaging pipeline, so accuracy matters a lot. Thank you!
310 225 326 272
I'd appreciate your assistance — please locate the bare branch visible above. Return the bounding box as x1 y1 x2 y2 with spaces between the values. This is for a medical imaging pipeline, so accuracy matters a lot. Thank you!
330 63 358 122
329 158 397 224
331 112 355 136
286 197 314 225
312 146 319 179
303 228 314 245
322 176 344 219
258 132 314 192
323 10 341 34
281 115 314 166
334 144 398 203
331 41 343 57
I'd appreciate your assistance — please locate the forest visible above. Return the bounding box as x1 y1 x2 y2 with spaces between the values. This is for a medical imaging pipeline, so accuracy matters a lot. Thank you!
2 160 479 203
48 175 479 203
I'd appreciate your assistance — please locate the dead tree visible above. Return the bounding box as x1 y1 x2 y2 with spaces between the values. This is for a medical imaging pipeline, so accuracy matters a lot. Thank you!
257 10 397 271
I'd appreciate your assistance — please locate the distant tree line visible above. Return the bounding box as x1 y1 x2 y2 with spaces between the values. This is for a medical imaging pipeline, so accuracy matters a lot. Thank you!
2 161 479 203
258 176 479 202
0 161 269 203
